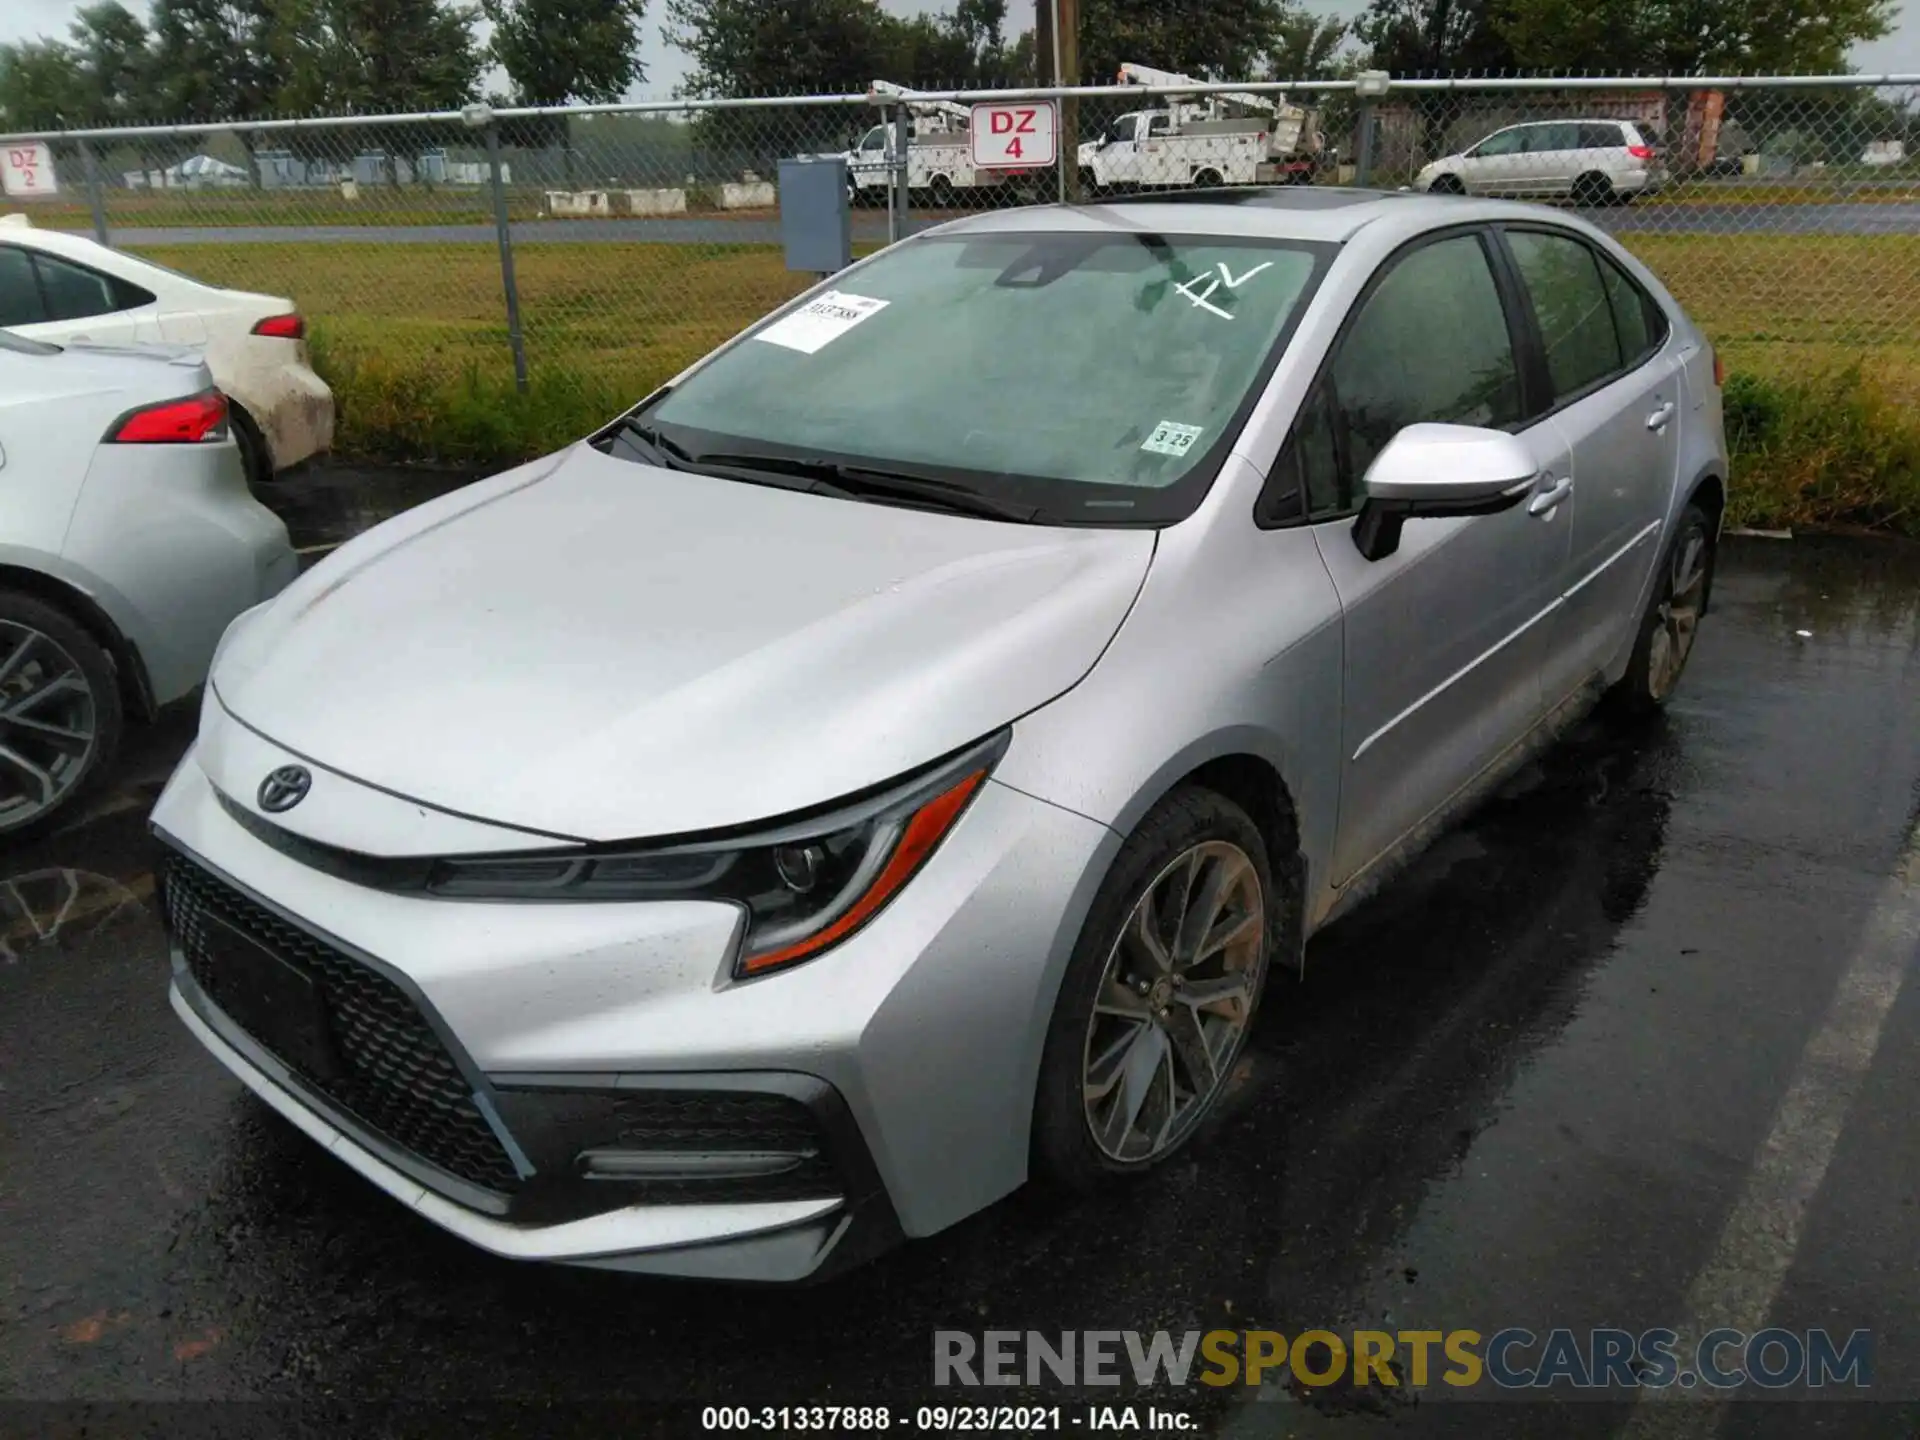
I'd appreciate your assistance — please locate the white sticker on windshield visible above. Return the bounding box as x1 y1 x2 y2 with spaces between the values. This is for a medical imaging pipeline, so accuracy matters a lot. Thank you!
1141 421 1205 457
753 290 890 354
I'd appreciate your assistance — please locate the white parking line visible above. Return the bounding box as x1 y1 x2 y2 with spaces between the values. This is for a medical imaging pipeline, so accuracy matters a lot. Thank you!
293 542 342 556
1622 816 1920 1433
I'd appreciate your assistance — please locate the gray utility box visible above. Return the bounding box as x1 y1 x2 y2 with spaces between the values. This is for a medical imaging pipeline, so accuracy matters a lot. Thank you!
778 157 853 274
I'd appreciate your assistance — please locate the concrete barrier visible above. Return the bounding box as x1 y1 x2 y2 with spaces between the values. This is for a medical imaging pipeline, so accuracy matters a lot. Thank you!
624 187 688 215
718 181 777 209
544 189 612 217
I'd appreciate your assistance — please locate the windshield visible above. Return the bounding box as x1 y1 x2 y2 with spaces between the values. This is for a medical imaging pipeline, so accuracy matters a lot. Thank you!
640 230 1329 524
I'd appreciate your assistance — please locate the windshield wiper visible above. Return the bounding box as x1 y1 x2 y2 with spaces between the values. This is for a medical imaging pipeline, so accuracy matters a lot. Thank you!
696 451 1039 522
605 415 698 469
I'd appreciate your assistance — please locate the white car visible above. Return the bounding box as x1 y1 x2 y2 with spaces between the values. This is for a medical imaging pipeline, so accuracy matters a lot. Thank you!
0 215 334 483
1415 120 1667 205
0 329 296 838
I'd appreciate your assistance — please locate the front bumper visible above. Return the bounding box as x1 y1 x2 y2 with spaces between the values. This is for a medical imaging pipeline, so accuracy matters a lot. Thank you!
154 725 1116 1280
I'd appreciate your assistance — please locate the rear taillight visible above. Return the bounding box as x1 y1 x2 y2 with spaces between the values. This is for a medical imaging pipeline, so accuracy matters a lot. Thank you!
1712 348 1726 388
1627 144 1654 160
108 389 229 443
250 313 305 340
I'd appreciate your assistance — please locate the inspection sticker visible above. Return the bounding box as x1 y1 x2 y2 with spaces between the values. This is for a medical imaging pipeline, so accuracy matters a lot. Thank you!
754 291 890 354
1141 421 1205 457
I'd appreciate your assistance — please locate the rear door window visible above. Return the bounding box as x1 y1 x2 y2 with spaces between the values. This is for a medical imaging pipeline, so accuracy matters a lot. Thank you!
1526 123 1581 152
1507 229 1623 401
0 247 46 327
1579 123 1625 150
1597 252 1667 363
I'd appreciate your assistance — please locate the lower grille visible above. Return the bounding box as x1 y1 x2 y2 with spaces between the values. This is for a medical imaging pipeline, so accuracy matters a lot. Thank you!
587 1090 841 1204
162 853 521 1194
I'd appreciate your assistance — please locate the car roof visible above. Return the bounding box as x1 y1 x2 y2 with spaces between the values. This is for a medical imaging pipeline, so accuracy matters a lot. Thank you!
925 187 1572 246
0 218 218 292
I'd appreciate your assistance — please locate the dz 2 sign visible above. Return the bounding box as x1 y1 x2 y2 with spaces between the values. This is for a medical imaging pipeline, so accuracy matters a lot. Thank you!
2 142 59 198
970 101 1058 169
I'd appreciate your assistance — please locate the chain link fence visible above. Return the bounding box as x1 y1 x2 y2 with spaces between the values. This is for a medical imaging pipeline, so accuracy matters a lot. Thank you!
2 74 1917 460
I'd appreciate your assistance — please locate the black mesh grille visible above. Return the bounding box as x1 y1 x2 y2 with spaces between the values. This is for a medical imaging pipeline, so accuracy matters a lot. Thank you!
162 853 520 1194
592 1091 840 1204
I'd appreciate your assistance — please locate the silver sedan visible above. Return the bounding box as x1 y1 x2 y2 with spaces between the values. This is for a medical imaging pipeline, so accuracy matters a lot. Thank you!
155 190 1726 1280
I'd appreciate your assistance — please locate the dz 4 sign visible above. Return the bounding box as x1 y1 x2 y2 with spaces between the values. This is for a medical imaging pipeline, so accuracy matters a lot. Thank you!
2 142 59 198
970 101 1058 169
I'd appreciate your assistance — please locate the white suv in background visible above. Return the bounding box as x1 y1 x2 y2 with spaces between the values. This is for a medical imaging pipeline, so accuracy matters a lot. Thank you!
1416 120 1666 205
0 216 334 484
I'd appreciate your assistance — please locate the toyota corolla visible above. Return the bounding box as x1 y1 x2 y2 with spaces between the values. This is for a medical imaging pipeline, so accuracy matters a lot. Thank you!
154 189 1726 1281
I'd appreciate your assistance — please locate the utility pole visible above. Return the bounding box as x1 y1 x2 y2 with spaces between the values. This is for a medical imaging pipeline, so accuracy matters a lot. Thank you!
1056 0 1080 201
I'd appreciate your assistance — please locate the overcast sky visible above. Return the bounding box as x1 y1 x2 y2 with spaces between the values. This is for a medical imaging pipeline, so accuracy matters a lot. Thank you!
2 0 1914 98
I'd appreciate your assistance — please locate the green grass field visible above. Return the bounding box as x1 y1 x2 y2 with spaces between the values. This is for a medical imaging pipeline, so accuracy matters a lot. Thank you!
131 230 1920 529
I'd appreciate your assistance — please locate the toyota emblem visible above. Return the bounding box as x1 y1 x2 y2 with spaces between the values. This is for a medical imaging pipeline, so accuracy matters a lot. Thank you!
258 765 312 813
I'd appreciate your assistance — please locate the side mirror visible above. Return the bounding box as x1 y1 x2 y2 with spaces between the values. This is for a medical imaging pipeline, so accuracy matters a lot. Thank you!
1351 423 1539 562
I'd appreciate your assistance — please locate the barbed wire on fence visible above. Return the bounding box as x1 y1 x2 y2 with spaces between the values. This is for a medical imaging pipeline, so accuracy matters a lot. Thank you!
2 74 1917 459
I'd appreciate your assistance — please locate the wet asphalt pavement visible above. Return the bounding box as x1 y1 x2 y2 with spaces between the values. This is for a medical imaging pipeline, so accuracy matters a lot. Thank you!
2 468 1919 1438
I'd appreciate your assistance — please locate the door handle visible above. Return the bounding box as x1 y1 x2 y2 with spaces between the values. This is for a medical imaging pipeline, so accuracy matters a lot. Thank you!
1527 475 1573 517
1646 402 1675 432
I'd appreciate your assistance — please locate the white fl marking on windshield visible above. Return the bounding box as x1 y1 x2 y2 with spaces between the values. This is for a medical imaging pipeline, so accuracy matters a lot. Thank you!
1174 259 1275 320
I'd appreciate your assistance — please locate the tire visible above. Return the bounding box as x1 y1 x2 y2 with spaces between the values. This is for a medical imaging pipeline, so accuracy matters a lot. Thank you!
231 405 273 488
0 590 124 844
929 176 957 209
1428 173 1465 195
1572 171 1614 207
1031 785 1278 1192
1192 168 1225 189
1612 501 1715 715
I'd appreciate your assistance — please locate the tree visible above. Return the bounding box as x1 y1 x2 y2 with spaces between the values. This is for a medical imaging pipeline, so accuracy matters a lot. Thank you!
1354 0 1513 75
486 0 647 182
0 42 87 131
487 0 648 104
276 0 483 114
271 0 481 185
147 0 292 119
665 0 899 98
67 2 156 126
1493 0 1894 76
1263 10 1351 80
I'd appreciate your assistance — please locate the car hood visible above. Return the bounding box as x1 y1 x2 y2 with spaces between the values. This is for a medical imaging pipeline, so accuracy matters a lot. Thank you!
213 443 1156 842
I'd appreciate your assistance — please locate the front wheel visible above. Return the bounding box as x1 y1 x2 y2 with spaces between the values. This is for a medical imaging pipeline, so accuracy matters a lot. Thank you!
1032 786 1276 1190
1428 173 1465 195
1613 501 1714 713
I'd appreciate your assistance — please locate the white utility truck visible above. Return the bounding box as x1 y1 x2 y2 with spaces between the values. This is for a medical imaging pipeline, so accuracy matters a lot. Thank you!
1077 63 1324 190
842 81 1026 203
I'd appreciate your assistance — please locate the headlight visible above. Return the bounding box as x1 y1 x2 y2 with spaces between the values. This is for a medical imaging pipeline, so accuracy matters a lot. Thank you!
427 731 1008 978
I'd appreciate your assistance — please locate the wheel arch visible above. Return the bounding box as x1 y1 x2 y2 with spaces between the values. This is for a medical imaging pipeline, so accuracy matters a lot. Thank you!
225 398 273 485
0 563 156 722
1684 465 1727 615
1099 735 1312 974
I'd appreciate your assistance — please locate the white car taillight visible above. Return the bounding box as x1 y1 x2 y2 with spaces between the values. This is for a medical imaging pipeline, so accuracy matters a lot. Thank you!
251 313 306 340
107 389 229 443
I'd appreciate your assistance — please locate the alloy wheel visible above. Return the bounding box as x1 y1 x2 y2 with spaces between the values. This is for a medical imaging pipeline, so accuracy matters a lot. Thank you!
0 622 98 831
1081 840 1266 1164
1647 526 1709 701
